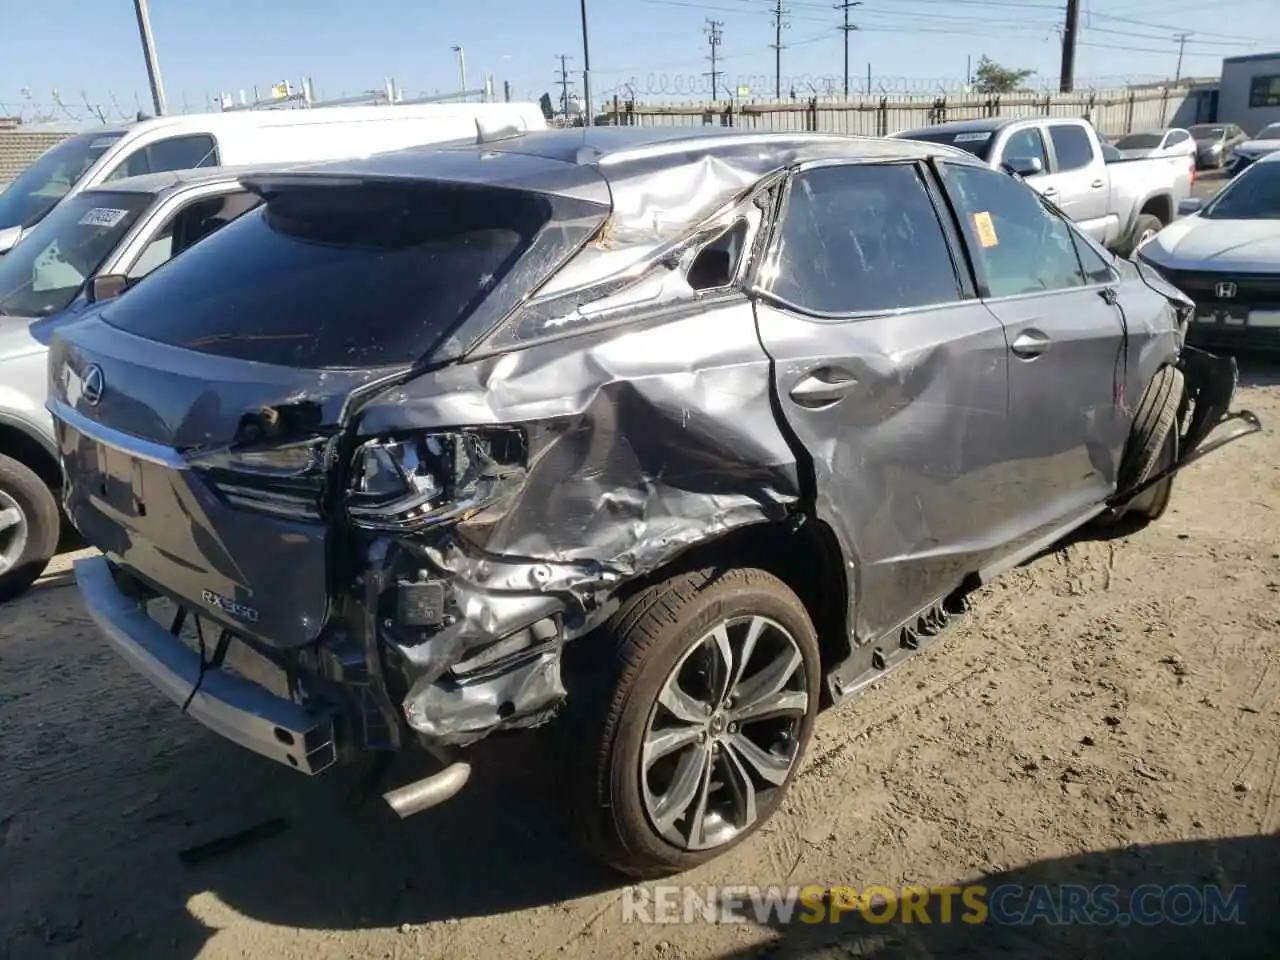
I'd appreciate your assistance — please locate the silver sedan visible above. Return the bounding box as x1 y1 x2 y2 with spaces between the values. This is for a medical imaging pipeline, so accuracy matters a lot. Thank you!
1138 151 1280 352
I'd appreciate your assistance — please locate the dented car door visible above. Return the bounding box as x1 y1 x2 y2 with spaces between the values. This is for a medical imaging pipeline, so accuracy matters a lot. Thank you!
751 160 1015 646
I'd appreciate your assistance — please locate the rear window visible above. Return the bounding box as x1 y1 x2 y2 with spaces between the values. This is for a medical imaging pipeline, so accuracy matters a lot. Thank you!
895 129 996 161
1113 133 1162 150
101 181 551 368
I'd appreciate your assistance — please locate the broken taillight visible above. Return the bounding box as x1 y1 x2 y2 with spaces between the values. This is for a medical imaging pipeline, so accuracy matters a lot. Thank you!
186 439 328 520
346 428 526 532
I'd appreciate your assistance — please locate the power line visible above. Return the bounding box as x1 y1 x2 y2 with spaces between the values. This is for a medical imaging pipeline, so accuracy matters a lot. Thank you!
704 19 725 98
834 1 861 97
770 0 790 99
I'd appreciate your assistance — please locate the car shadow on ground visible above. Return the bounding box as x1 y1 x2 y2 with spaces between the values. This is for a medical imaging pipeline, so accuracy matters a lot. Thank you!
6 714 624 959
710 833 1279 959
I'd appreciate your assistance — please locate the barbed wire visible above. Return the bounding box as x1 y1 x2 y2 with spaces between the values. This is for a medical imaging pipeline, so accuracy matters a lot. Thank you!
2 70 1213 127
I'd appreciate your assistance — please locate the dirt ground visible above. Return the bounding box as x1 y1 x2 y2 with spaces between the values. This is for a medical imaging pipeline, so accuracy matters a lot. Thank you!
3 282 1278 955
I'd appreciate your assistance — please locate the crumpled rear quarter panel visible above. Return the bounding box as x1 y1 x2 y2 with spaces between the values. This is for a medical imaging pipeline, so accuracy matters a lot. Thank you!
352 299 802 745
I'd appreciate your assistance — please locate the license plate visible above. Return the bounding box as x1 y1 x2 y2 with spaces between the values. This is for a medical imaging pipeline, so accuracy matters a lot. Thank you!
1194 306 1249 325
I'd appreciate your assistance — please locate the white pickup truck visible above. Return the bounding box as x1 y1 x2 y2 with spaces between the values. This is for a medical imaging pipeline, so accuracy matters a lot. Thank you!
891 117 1194 256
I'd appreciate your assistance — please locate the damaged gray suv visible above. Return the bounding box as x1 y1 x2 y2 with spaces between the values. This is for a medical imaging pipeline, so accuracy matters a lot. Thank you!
48 128 1259 878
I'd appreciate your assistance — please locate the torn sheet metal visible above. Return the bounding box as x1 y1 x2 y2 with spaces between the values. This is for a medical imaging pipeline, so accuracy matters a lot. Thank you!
353 294 802 745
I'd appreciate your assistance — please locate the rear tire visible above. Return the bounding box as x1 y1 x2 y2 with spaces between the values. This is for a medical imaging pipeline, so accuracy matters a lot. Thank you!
566 567 821 879
0 453 60 603
1098 365 1183 527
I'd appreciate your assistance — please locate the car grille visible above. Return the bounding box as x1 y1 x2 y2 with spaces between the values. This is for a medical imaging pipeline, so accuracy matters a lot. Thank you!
1157 269 1280 307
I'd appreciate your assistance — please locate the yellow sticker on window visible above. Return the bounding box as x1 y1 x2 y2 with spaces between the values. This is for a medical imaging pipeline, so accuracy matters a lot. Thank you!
973 211 999 248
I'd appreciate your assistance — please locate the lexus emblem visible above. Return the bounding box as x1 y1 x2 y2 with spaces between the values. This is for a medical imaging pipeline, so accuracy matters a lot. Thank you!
82 364 105 406
1216 281 1238 299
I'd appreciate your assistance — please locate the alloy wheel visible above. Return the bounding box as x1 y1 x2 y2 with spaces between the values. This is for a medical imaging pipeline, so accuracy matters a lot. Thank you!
640 614 809 851
0 489 29 576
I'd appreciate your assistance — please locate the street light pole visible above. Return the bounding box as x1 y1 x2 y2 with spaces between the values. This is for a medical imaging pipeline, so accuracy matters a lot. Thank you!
451 44 468 93
132 0 167 115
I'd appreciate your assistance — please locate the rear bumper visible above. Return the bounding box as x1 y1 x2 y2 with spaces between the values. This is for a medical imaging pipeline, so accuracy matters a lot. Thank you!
74 555 339 775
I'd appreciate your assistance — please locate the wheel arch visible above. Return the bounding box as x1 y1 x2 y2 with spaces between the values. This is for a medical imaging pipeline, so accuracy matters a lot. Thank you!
0 415 61 491
600 515 853 693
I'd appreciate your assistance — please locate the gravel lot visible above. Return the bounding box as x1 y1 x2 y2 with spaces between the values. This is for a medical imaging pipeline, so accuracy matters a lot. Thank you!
3 174 1278 960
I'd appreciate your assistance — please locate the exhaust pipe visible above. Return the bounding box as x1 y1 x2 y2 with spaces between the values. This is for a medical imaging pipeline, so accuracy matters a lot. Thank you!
382 759 472 818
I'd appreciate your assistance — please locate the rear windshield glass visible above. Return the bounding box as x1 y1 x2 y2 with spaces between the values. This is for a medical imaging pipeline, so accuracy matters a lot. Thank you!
0 131 125 231
1114 133 1162 149
895 129 995 161
0 190 152 318
101 181 551 368
1189 125 1225 139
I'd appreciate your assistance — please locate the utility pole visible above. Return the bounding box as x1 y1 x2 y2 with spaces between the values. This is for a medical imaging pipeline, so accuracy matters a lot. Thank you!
770 0 790 99
132 0 167 115
1175 32 1191 82
833 1 861 98
580 0 593 126
704 19 724 100
1059 0 1080 93
555 54 575 116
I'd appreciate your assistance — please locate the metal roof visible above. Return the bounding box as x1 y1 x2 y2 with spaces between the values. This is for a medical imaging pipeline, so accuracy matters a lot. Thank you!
258 126 961 185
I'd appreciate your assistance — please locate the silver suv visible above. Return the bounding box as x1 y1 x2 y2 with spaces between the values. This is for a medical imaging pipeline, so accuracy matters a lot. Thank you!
49 128 1258 877
0 167 265 599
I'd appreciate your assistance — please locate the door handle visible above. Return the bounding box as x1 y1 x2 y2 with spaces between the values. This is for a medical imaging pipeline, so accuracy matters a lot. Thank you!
1010 329 1051 359
1091 179 1105 188
789 368 859 407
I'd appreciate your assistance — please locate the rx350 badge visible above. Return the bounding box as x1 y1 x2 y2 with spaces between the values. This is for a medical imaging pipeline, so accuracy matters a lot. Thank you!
201 589 260 623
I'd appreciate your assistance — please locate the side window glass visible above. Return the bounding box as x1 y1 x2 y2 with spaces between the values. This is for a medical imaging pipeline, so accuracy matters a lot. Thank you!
147 135 219 173
127 224 174 280
688 219 749 291
940 162 1087 298
1067 228 1116 285
1048 124 1096 172
103 149 151 183
765 163 960 315
127 190 260 282
999 128 1048 175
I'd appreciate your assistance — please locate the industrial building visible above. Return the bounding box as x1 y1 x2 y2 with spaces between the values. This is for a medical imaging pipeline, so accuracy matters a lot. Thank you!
1218 51 1280 134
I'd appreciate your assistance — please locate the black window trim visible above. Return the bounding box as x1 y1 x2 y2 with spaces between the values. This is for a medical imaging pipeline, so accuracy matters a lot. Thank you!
932 158 1118 305
751 157 976 323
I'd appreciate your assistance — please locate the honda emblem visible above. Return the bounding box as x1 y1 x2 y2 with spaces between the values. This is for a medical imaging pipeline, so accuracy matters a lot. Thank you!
1215 281 1238 299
